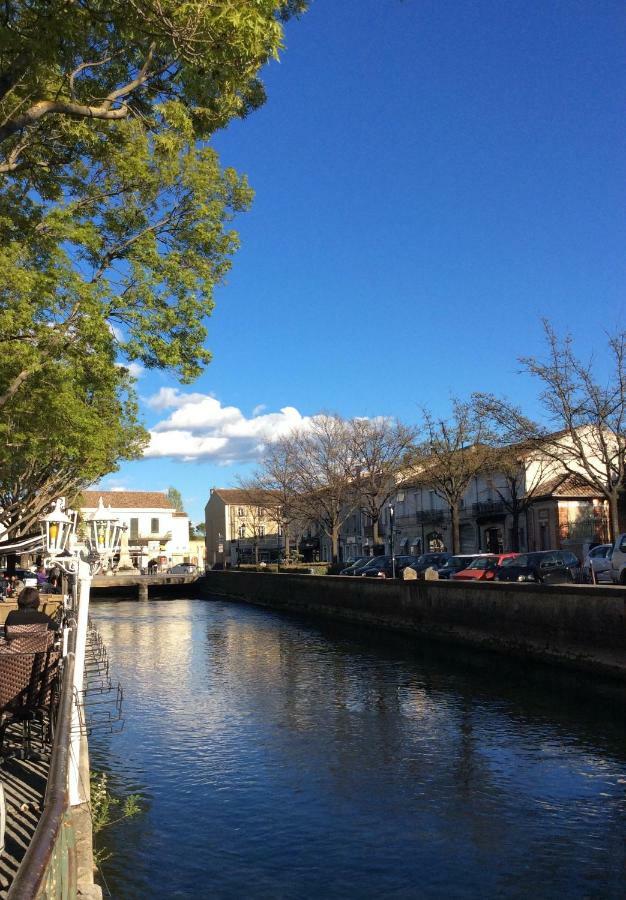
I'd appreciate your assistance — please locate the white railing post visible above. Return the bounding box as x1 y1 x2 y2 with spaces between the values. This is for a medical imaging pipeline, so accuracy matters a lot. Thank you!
69 558 91 806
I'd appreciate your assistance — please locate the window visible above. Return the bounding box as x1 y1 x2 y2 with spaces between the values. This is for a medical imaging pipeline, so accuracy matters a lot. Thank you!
259 525 265 537
151 518 159 534
237 507 244 517
130 518 139 540
238 524 246 538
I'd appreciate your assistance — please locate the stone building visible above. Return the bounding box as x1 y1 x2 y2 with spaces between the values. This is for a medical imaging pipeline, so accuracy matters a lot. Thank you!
204 488 283 567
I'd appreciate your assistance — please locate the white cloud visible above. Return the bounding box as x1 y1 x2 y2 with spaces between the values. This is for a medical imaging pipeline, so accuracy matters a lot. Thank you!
126 362 144 379
93 478 130 492
252 403 266 416
115 360 144 379
144 390 312 462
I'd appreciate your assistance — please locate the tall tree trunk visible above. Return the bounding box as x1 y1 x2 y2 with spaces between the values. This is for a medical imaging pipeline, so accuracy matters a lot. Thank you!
450 504 460 554
608 493 620 543
331 525 339 564
510 507 520 551
372 516 380 548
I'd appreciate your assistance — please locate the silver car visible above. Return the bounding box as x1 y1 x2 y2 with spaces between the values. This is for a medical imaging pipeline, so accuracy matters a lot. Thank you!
583 544 614 584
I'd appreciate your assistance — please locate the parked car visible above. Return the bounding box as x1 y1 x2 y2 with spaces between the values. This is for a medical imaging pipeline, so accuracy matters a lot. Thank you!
362 556 425 579
410 552 452 575
394 555 424 577
582 544 614 583
609 533 626 583
167 563 198 575
452 553 519 581
359 556 393 578
437 555 482 580
340 556 372 576
494 550 581 584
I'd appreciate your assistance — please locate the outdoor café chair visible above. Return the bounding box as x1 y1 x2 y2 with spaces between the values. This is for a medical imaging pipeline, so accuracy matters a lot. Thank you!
0 640 61 759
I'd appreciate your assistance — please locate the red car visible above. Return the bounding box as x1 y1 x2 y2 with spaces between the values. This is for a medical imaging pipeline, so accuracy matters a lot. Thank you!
452 553 519 581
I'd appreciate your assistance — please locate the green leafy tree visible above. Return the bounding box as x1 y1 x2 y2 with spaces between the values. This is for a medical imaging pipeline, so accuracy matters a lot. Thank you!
0 0 306 531
167 486 184 513
0 0 309 401
0 351 147 538
0 0 307 397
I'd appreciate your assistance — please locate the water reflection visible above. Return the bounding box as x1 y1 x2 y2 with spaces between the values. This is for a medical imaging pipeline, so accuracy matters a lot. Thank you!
90 599 626 899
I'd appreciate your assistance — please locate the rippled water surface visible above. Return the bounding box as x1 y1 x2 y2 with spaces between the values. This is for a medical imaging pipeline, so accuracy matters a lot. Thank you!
89 598 626 899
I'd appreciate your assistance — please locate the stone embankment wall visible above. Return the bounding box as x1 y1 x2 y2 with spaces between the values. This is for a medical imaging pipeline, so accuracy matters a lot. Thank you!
198 572 626 679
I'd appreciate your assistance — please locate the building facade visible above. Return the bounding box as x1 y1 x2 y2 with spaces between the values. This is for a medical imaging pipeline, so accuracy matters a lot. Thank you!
205 488 283 567
80 491 190 571
381 462 609 558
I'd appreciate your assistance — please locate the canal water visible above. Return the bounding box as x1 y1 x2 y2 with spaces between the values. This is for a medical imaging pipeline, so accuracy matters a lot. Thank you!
89 597 626 899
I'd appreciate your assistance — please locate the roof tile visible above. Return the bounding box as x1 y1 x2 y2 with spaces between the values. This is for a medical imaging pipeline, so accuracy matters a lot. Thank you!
80 491 177 510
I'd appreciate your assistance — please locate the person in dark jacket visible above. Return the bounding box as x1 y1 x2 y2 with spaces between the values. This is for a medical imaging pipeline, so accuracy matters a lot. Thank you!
4 587 58 634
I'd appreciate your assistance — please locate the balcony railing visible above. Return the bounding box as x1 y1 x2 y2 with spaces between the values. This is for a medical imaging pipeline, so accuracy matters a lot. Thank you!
415 509 449 525
472 501 506 516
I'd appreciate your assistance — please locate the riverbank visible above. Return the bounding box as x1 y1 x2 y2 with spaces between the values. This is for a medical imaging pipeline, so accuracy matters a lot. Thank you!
198 571 626 680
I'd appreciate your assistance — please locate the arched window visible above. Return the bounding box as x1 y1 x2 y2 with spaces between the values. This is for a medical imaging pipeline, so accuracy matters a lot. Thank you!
238 524 246 538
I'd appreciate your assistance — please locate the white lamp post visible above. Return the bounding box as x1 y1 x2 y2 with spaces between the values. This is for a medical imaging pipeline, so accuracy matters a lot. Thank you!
39 496 121 807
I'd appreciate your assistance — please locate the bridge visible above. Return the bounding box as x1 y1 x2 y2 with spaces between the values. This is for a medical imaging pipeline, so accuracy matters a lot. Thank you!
91 572 200 600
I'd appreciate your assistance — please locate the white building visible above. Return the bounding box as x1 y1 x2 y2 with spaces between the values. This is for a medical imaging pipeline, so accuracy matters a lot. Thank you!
80 491 190 571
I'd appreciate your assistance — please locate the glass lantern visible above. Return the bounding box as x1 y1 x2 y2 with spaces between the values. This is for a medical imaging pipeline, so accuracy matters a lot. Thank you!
40 498 74 554
87 497 123 558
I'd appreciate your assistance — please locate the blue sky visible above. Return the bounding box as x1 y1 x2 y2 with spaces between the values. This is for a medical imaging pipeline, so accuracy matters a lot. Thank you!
100 0 626 524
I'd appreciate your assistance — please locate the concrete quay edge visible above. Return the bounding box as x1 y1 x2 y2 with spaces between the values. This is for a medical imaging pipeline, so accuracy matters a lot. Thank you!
197 571 626 680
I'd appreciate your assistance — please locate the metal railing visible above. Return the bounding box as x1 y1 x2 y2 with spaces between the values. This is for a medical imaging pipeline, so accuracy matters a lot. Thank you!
559 518 609 542
7 650 77 899
415 510 449 525
472 501 506 516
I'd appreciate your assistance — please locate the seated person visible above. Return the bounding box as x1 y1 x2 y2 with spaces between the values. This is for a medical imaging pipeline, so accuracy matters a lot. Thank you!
4 586 59 637
38 575 62 595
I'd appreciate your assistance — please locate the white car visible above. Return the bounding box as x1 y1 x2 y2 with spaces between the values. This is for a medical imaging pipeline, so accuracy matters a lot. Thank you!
167 564 198 575
583 544 614 583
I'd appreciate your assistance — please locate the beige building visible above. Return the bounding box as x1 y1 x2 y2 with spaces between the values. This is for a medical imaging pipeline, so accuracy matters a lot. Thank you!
205 488 283 567
382 438 610 557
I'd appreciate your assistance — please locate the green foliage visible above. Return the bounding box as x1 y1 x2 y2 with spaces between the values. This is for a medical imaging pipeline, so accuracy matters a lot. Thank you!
90 771 142 867
0 0 306 383
0 0 306 532
0 344 147 536
167 486 184 512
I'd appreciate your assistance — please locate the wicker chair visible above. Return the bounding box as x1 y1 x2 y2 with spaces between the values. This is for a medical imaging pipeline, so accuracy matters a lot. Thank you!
0 641 61 758
4 623 51 642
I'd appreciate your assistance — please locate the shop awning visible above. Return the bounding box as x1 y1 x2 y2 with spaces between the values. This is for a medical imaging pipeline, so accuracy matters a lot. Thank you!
0 533 43 554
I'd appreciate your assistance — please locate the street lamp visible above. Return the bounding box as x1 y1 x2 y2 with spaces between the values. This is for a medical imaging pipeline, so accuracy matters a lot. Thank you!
388 503 396 579
86 497 123 572
39 496 122 807
40 498 74 555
